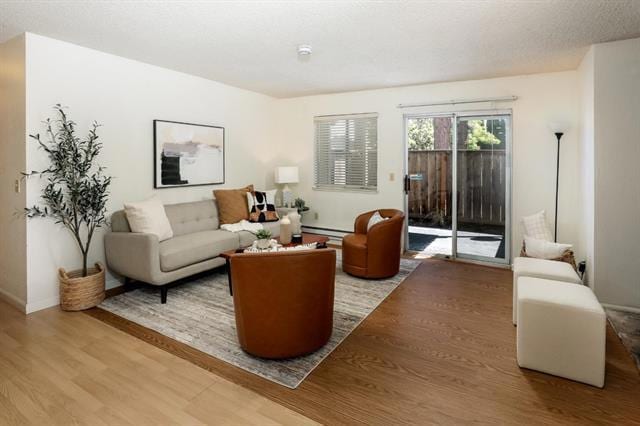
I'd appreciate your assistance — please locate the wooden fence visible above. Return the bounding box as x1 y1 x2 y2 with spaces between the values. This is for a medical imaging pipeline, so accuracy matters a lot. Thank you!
408 150 506 226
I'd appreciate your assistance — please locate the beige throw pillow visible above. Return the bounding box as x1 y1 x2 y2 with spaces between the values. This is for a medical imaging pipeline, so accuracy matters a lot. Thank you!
367 211 389 231
124 196 173 241
213 185 254 225
524 235 572 260
522 210 553 241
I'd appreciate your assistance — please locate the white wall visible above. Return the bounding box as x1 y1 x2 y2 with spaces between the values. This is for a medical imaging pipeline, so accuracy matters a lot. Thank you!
0 35 28 311
22 32 632 313
591 37 640 309
24 33 277 312
273 72 582 262
578 47 595 288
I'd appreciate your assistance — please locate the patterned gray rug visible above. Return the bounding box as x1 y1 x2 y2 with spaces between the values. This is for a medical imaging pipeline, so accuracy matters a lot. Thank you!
100 254 420 388
606 308 640 372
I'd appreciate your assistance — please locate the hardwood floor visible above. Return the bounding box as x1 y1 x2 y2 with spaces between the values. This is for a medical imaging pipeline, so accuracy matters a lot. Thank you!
88 259 640 425
0 298 316 425
3 258 640 424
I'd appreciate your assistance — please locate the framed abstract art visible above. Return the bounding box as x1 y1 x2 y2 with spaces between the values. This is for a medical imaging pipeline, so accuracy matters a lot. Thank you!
153 120 225 188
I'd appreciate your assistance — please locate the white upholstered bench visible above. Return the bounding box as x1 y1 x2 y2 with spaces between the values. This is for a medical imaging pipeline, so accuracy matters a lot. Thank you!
516 277 606 388
512 257 582 324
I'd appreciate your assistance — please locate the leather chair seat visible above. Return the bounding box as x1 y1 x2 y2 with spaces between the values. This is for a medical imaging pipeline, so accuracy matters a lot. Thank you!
229 249 336 359
342 209 404 279
342 233 368 269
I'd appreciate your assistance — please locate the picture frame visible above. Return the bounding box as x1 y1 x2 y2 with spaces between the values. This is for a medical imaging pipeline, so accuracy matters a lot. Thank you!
153 119 225 188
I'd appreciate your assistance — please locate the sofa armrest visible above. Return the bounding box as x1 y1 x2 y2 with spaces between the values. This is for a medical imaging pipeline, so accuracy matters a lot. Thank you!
104 232 161 284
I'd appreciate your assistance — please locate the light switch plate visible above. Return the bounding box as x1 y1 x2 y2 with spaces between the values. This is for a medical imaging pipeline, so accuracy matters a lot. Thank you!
389 173 395 181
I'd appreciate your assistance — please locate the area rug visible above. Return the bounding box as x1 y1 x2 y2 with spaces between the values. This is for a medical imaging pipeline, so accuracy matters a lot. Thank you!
99 253 420 388
606 308 640 372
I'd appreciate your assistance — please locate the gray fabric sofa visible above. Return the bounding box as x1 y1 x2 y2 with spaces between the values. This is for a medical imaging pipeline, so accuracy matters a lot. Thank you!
104 199 281 303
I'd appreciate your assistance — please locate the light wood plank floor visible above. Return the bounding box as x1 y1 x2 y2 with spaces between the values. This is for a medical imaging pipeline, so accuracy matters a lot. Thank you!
0 298 316 425
2 258 640 425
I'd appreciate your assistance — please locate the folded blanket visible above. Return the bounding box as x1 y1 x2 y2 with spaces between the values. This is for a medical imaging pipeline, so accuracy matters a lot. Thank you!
220 220 264 234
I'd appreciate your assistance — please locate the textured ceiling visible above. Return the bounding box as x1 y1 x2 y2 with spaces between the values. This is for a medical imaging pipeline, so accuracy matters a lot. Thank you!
1 0 639 98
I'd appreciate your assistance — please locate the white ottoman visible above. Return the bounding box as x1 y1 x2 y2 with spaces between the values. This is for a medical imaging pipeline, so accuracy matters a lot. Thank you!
517 277 606 388
512 257 582 324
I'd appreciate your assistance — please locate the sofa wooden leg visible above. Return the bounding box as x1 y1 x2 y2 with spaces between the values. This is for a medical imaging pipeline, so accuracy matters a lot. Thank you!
161 287 168 304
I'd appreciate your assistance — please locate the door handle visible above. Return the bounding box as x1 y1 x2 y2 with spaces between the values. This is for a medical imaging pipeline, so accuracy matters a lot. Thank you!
404 174 411 194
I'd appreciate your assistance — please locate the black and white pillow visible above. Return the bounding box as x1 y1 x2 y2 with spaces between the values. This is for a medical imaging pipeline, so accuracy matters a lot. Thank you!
246 189 279 222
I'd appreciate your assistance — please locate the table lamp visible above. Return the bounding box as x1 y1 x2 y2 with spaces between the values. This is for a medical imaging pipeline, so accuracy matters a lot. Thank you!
275 166 299 207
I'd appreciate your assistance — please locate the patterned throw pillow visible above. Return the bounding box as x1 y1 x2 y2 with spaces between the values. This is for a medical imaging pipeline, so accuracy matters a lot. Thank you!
247 189 279 223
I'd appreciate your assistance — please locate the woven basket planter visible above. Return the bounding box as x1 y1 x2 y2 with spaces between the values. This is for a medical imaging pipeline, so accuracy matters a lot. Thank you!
58 263 105 311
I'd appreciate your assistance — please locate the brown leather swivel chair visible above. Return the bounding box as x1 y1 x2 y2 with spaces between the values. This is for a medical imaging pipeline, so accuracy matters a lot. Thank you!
229 249 336 359
342 209 405 279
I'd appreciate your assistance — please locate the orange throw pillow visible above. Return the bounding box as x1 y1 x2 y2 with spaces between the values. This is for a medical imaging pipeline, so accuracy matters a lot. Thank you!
213 185 254 225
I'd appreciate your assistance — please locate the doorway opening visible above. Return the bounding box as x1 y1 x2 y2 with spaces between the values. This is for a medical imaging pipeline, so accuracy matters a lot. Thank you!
404 112 511 264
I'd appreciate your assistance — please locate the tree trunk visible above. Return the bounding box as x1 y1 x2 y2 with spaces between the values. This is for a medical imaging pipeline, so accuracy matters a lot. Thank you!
82 251 88 277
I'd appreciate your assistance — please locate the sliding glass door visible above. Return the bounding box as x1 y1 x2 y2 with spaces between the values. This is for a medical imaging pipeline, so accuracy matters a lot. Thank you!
405 115 454 256
404 112 511 264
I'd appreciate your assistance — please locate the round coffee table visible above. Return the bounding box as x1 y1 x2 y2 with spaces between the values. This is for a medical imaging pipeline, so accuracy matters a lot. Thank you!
276 233 329 248
220 233 331 295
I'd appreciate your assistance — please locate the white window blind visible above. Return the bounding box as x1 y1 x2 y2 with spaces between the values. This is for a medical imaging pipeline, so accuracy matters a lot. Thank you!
314 113 378 192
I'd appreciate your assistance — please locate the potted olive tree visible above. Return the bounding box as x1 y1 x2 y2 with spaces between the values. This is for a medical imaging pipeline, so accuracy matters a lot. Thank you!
25 105 111 311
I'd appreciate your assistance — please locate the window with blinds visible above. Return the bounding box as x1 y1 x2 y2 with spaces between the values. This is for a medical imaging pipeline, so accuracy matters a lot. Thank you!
314 113 378 192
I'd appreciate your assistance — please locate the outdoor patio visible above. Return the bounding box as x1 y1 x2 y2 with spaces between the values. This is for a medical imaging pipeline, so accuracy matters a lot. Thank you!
408 224 505 259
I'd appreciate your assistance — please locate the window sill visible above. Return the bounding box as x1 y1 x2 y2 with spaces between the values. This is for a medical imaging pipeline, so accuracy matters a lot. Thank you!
312 186 379 194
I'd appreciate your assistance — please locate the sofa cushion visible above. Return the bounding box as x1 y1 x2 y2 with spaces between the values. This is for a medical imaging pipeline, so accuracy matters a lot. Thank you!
159 230 239 272
237 231 257 248
165 200 219 236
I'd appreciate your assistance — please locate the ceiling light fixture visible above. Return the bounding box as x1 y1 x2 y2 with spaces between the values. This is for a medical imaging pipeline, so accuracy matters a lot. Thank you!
297 44 312 56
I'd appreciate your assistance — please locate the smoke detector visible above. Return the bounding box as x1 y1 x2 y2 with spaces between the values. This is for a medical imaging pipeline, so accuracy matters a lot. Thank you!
297 44 312 56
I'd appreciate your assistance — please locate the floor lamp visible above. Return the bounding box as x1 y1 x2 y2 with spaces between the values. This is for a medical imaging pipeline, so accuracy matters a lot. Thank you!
550 123 567 243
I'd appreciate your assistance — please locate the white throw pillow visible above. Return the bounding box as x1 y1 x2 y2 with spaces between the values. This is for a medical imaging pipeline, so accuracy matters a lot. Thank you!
522 210 553 241
524 235 572 260
124 196 173 241
367 211 388 231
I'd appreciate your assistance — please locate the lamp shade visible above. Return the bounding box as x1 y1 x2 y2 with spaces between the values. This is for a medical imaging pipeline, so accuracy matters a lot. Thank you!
275 166 299 184
549 121 569 134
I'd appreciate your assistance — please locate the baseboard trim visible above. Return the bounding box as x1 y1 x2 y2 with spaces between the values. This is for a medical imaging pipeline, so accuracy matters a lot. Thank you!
0 288 26 313
25 295 60 314
602 303 640 314
302 226 349 239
